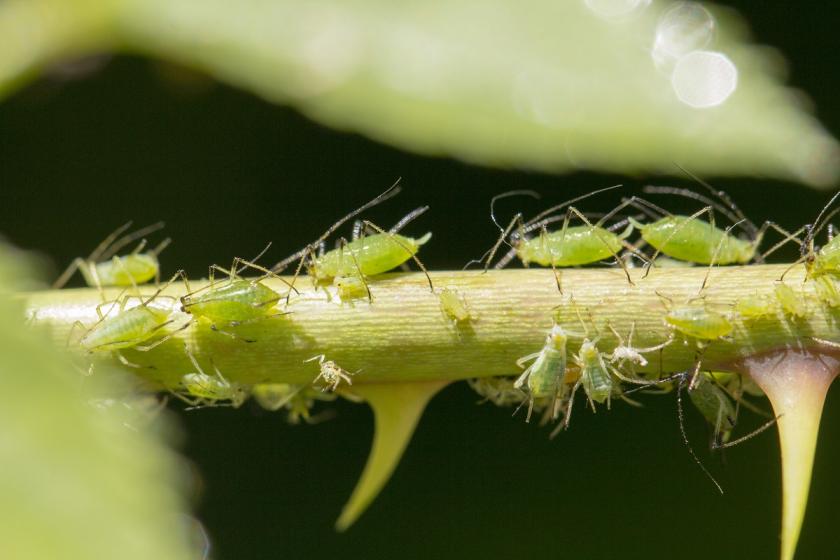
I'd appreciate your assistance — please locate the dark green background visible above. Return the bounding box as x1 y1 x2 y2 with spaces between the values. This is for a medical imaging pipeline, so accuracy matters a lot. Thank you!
1 2 838 558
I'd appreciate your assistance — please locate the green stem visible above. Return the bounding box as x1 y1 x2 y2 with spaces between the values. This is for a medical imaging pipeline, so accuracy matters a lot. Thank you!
23 265 835 388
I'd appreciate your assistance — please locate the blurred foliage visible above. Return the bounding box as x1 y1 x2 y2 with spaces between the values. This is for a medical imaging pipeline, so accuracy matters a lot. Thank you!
0 243 193 560
1 0 838 185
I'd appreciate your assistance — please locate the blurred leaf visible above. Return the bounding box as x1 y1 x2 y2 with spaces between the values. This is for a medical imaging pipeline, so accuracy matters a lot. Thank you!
0 244 194 560
1 1 838 184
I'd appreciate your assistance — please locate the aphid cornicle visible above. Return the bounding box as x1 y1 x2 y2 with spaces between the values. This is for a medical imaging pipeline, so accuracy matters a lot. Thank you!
514 325 570 422
53 221 171 290
74 272 187 369
484 185 644 285
179 248 292 341
176 346 248 409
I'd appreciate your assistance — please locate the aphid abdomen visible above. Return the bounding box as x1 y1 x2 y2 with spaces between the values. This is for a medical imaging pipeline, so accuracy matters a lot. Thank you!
642 217 752 265
517 226 621 267
315 233 431 280
95 254 159 286
527 347 566 398
186 281 280 323
665 307 733 340
81 306 168 351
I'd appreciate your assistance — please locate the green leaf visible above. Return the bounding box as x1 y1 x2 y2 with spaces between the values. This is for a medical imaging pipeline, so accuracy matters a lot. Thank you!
1 0 837 185
0 243 194 560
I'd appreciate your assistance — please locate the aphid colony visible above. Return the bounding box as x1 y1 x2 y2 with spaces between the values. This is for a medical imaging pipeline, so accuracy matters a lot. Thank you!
54 179 839 446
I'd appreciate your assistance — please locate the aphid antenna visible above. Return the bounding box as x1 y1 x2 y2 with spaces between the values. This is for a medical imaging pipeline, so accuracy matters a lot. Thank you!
489 189 541 233
673 163 758 236
483 212 525 271
272 178 403 273
140 270 185 307
802 189 840 254
388 205 429 234
98 221 166 261
675 373 724 494
150 237 172 257
621 195 670 221
233 242 273 277
524 184 623 229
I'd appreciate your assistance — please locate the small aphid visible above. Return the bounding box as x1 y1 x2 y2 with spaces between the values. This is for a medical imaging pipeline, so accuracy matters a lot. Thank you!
813 276 840 308
334 275 370 302
306 354 356 391
734 292 776 321
663 304 733 341
468 377 529 408
176 346 248 408
485 185 644 286
775 282 809 319
514 325 570 422
792 189 840 279
606 322 673 370
54 221 170 290
252 383 336 424
180 247 292 341
438 287 471 324
73 272 187 369
574 339 613 407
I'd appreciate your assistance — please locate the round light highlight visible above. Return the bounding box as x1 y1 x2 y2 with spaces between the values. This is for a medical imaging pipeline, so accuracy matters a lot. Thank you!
671 51 738 108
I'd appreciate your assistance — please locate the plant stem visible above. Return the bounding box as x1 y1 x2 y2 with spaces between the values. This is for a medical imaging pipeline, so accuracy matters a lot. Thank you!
23 265 836 388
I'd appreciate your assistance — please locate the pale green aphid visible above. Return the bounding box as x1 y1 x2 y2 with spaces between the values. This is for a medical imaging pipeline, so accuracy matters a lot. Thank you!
663 303 734 341
180 250 292 341
252 383 336 424
734 292 776 320
514 324 570 422
775 282 809 318
176 346 248 408
334 275 370 301
468 377 530 408
438 287 471 324
485 185 642 285
74 272 187 369
53 221 170 290
814 276 840 307
306 354 356 392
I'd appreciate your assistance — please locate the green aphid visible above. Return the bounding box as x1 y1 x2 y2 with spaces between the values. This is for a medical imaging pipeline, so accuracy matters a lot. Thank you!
734 292 776 320
664 305 733 341
311 230 432 282
54 221 170 289
176 346 248 409
252 383 336 424
438 287 471 324
630 214 757 265
775 283 809 318
179 253 291 341
74 272 187 368
485 185 642 285
813 276 840 307
576 339 613 406
514 325 570 422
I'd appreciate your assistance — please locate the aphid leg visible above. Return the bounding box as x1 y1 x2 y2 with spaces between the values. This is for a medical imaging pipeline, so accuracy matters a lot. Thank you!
698 220 741 294
566 206 636 285
97 221 166 261
676 375 724 494
225 258 299 296
361 220 434 292
756 223 806 263
484 213 526 271
337 236 372 302
713 415 781 450
53 257 89 289
115 351 145 369
209 324 257 343
132 320 193 352
646 205 714 279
